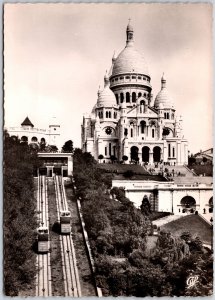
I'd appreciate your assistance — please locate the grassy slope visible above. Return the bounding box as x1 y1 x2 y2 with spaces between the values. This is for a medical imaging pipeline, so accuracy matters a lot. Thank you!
161 215 212 244
188 164 213 176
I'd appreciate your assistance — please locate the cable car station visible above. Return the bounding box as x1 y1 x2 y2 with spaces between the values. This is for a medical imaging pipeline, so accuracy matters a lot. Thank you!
38 152 73 177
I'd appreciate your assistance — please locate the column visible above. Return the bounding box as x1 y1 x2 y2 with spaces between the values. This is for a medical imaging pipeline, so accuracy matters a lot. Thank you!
160 150 163 162
177 142 181 165
149 150 153 165
138 151 142 164
67 155 73 176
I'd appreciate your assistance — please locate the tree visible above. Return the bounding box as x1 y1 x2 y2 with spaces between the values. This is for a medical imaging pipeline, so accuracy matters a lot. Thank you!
4 131 39 295
202 157 207 164
46 145 58 152
188 155 196 165
110 155 117 163
122 155 128 163
98 154 104 162
140 196 151 216
62 140 73 153
123 170 135 178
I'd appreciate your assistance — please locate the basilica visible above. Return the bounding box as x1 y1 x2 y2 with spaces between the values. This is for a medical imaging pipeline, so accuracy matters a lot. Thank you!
81 22 188 166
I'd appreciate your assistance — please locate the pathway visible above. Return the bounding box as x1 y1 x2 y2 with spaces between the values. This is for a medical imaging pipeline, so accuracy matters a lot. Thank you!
152 214 183 227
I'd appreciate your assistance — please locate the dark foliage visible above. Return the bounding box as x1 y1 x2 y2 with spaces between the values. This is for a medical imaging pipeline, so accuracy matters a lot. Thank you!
73 148 213 297
4 132 39 295
123 170 135 178
62 140 73 153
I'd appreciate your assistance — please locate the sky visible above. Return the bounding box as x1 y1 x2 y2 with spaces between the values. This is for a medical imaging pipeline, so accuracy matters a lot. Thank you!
4 3 213 153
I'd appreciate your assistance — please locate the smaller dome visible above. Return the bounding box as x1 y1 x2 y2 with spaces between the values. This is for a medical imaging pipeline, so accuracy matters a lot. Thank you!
97 75 117 108
91 104 97 114
154 75 174 109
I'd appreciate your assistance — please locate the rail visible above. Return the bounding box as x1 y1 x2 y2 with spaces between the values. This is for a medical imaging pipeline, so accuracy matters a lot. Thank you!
36 175 52 297
55 175 82 297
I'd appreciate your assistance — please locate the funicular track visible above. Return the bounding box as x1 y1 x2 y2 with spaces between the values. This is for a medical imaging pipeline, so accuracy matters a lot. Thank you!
35 175 52 297
55 175 82 297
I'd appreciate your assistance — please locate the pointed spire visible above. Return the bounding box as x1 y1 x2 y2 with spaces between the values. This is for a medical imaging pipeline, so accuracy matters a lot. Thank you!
112 51 117 63
104 70 109 87
97 85 102 96
126 19 134 47
161 73 166 89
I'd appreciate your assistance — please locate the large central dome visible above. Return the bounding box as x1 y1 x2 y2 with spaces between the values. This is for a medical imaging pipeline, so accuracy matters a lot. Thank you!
112 47 149 76
111 22 149 77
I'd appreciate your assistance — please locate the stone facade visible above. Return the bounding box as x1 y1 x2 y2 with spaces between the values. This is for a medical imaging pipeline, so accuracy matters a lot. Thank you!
112 179 213 215
6 116 61 149
82 23 188 166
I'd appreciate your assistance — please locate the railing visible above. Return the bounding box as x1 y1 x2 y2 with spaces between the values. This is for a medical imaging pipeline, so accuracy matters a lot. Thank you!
7 126 47 133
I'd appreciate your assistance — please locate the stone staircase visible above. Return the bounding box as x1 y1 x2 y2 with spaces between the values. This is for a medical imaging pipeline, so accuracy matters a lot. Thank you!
152 214 183 227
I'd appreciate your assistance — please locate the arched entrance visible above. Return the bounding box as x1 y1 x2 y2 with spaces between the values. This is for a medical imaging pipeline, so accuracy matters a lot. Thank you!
140 195 151 215
142 146 150 162
180 196 196 213
130 146 139 162
153 146 161 163
21 136 28 142
209 197 213 213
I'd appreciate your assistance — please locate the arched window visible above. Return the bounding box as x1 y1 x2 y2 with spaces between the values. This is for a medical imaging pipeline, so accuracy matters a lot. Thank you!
21 136 28 142
109 143 111 155
152 129 155 138
164 113 166 119
31 136 38 142
132 92 136 102
41 138 45 144
140 100 145 113
115 94 119 104
138 92 142 98
140 121 146 134
167 113 169 119
168 144 171 157
131 128 133 137
120 93 124 103
106 111 108 118
109 111 111 118
105 147 107 156
113 146 116 156
144 93 146 97
126 92 130 103
172 147 175 157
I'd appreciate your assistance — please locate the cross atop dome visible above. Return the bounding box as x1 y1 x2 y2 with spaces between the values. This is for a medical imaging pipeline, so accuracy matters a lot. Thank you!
127 18 133 31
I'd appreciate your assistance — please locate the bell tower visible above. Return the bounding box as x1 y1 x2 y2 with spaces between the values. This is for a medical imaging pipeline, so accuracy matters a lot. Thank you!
49 117 60 149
